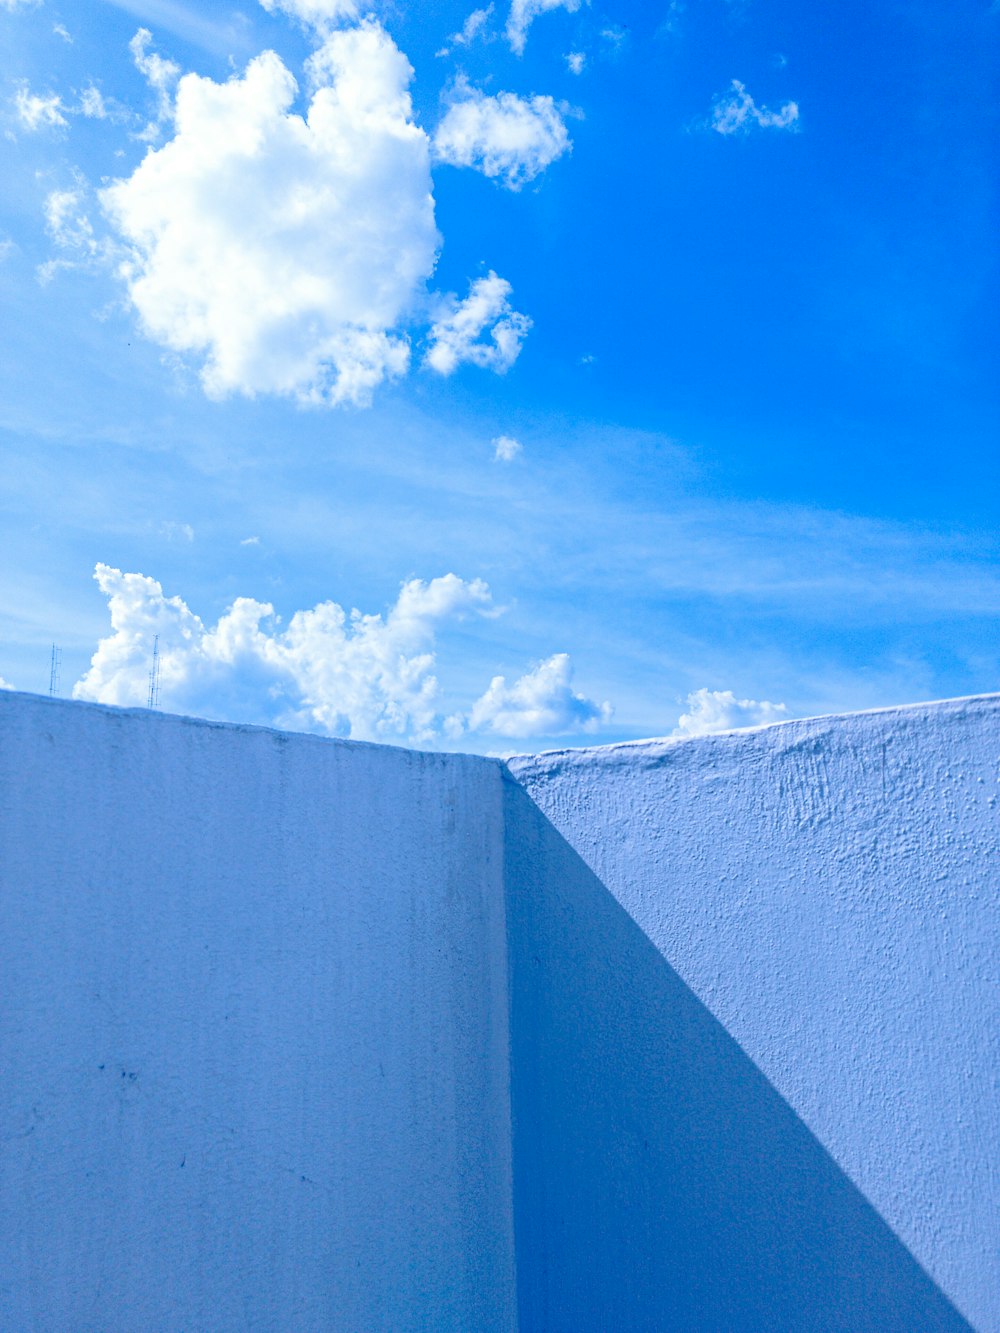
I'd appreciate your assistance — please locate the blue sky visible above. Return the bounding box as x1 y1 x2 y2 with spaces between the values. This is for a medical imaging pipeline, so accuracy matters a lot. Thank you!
0 0 997 750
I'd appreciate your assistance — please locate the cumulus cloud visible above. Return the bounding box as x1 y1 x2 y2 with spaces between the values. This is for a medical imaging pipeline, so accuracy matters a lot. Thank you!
506 0 580 56
433 79 572 189
75 566 611 747
425 272 531 375
672 688 787 737
492 434 522 461
711 79 799 134
101 22 440 407
464 653 611 738
0 675 14 690
565 51 585 74
259 0 358 35
14 86 68 131
75 564 495 744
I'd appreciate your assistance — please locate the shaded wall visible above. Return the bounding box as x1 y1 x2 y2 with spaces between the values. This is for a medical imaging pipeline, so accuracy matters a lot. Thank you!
0 694 515 1332
507 696 999 1331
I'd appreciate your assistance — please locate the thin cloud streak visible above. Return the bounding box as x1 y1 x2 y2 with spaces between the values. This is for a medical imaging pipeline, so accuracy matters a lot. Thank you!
100 0 255 58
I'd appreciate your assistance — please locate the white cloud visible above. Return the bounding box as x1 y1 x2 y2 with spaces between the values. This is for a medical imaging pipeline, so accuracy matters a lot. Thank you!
0 0 39 10
711 79 799 134
53 22 73 42
506 0 580 55
75 566 609 747
492 434 522 461
672 688 787 737
14 80 123 134
259 0 358 36
75 564 496 744
425 272 531 375
240 535 261 546
39 182 117 281
464 653 611 738
14 86 68 131
433 80 572 189
657 1 684 37
0 675 14 690
79 86 108 119
159 520 195 542
438 5 494 54
101 22 441 407
129 28 181 135
0 238 16 262
565 51 585 74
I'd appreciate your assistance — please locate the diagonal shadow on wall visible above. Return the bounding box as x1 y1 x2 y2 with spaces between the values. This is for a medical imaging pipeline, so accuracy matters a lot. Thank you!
503 779 973 1332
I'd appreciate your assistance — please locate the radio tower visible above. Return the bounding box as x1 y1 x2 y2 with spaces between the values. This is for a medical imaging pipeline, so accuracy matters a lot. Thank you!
147 635 161 709
48 644 62 697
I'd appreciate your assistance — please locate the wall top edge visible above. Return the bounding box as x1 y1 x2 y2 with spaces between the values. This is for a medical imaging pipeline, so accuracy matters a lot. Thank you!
503 691 1000 776
0 689 504 771
5 687 998 772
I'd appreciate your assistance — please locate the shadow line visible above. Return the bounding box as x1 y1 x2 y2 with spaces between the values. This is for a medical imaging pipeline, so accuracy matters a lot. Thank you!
503 779 973 1332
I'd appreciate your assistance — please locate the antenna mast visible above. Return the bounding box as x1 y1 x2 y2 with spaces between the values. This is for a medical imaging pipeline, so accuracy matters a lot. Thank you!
147 635 161 709
48 644 62 697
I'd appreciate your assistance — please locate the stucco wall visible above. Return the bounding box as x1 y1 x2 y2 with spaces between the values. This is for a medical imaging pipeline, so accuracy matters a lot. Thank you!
0 694 515 1332
506 695 999 1331
2 690 996 1330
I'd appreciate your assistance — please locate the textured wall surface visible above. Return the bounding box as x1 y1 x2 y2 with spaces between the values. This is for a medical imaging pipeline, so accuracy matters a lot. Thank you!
0 694 515 1332
2 691 996 1331
507 696 999 1332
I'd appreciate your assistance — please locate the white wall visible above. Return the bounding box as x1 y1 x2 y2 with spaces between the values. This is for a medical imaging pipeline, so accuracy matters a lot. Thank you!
3 690 996 1331
0 694 515 1332
507 695 999 1331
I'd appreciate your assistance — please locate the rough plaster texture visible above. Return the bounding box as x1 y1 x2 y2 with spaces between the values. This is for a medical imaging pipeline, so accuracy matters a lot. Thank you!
507 695 999 1331
1 690 997 1331
0 694 515 1332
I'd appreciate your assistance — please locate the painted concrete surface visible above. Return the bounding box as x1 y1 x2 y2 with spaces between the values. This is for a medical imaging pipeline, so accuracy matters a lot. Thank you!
1 690 996 1330
507 695 999 1331
0 694 515 1332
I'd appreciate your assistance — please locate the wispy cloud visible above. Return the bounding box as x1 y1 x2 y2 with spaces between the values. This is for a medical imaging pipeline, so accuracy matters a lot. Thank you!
259 0 359 37
506 0 580 56
38 180 119 282
159 520 194 542
129 26 180 136
437 4 494 56
711 79 799 134
493 434 523 462
14 87 69 132
100 0 254 59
